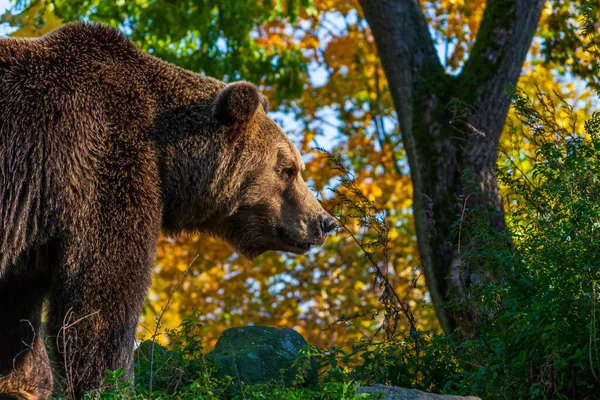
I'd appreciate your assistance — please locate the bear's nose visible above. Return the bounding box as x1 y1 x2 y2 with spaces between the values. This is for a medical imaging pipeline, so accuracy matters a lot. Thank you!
319 214 336 234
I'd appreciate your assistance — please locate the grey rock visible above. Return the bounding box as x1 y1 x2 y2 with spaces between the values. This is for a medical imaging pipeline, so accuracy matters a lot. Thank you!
135 340 176 364
134 340 182 389
208 325 317 386
356 385 481 400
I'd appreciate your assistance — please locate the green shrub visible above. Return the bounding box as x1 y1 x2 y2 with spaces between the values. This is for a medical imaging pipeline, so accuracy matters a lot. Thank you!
309 87 600 399
419 86 600 399
82 315 373 399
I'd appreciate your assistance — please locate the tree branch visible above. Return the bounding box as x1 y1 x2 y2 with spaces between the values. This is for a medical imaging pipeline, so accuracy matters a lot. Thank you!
358 0 444 135
456 0 544 219
458 0 544 155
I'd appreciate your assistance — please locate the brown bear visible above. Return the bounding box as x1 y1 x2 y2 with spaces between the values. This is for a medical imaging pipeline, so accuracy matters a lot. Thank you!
0 22 334 399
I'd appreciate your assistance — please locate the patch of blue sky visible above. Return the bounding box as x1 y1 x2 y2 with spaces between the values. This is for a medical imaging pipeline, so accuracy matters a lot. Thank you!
0 0 18 36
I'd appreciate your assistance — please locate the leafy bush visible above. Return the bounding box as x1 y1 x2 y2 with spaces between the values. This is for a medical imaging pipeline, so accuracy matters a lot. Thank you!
319 92 600 400
428 87 600 399
82 315 373 399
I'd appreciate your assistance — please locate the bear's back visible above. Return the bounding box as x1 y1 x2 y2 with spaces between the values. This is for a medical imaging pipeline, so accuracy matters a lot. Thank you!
0 22 140 61
0 22 144 97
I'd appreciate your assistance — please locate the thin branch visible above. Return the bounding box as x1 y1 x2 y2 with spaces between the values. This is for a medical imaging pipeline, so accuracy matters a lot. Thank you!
148 254 199 396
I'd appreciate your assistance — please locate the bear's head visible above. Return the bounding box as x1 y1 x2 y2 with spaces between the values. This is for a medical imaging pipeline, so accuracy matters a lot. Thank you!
158 81 335 259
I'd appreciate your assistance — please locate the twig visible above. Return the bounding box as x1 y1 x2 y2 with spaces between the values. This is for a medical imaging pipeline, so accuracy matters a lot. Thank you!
57 308 100 400
148 254 199 396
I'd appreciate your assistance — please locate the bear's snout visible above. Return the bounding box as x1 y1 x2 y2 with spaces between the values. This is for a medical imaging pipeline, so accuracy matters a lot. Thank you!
305 213 336 246
319 214 336 235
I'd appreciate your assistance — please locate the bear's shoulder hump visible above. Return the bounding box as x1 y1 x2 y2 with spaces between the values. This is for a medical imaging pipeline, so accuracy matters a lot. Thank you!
42 22 138 55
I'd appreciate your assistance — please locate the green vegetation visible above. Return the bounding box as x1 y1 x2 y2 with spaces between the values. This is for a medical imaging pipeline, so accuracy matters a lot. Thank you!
84 315 372 400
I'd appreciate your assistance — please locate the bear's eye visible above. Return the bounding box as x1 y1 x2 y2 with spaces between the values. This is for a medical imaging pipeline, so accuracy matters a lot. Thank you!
281 167 296 179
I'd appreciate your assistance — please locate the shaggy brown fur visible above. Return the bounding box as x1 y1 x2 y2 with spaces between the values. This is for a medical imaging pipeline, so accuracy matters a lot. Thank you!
0 22 334 399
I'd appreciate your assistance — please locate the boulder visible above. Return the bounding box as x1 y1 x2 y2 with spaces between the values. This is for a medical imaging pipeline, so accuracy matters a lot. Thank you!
135 339 176 364
356 385 481 400
208 325 317 386
134 340 181 389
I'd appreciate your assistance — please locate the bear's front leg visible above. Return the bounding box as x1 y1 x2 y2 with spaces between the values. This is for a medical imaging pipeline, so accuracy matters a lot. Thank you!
0 248 54 400
47 228 159 400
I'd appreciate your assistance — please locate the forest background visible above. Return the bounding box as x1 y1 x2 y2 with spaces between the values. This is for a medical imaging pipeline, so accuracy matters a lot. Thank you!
1 0 598 351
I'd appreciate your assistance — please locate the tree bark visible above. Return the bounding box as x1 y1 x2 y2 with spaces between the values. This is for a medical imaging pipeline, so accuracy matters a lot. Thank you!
358 0 544 333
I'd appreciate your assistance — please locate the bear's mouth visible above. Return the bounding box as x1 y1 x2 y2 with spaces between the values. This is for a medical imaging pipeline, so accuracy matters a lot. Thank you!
276 226 313 253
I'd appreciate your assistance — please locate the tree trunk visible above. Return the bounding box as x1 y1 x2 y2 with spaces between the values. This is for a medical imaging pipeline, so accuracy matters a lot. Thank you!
358 0 544 333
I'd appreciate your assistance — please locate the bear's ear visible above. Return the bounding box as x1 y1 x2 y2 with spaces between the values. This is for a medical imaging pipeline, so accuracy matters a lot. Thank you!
260 95 269 112
213 82 260 127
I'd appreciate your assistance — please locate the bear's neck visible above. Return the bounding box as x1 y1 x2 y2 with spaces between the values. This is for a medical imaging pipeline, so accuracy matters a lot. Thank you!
143 55 233 235
143 54 225 114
